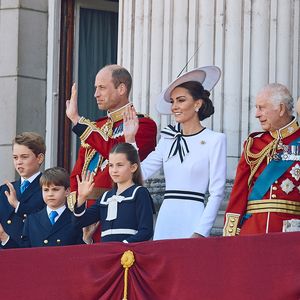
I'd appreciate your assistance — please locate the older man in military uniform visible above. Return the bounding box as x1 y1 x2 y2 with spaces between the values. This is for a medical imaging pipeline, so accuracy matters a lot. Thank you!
224 83 300 236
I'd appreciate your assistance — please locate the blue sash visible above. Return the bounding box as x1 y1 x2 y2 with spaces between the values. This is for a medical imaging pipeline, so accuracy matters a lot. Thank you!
88 152 100 173
249 137 300 200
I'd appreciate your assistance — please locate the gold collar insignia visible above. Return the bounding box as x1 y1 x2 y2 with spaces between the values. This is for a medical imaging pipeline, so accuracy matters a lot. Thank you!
107 103 132 123
270 118 299 139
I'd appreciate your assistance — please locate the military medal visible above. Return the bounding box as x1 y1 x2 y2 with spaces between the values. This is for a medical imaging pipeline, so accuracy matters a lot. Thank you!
280 178 295 194
290 164 300 181
281 143 300 161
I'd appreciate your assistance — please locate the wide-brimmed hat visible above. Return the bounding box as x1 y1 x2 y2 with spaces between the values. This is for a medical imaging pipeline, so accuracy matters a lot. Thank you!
156 66 221 114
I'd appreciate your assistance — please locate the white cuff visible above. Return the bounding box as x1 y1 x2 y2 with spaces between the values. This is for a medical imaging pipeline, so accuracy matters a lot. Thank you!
129 142 139 151
83 238 93 245
14 202 20 213
1 235 10 246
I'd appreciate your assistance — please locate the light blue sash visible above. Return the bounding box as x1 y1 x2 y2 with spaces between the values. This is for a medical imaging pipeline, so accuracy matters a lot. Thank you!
249 136 300 200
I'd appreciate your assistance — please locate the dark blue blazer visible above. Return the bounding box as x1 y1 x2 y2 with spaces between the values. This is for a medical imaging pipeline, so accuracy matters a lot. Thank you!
0 174 45 247
74 185 154 243
4 207 83 248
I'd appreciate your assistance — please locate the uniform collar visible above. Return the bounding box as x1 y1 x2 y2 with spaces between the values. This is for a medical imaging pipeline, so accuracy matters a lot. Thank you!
107 103 132 123
270 117 299 139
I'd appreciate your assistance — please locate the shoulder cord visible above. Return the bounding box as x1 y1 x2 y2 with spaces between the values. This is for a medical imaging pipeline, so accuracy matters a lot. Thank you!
244 137 279 187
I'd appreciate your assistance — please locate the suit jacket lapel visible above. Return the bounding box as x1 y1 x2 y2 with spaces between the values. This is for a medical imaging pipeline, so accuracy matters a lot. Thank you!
13 180 22 200
48 208 71 236
36 208 53 234
18 174 42 203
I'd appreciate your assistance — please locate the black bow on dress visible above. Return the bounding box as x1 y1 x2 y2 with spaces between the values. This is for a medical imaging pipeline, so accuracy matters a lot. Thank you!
161 124 189 163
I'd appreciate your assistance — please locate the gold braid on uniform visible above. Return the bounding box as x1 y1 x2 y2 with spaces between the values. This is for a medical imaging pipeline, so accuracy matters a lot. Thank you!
78 117 111 141
244 137 279 188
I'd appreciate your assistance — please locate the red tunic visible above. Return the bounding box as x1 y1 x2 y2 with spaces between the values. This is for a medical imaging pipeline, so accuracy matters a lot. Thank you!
70 114 157 194
224 119 300 236
68 113 157 241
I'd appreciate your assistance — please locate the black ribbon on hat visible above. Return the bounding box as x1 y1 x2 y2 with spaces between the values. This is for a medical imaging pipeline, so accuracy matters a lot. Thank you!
161 124 189 163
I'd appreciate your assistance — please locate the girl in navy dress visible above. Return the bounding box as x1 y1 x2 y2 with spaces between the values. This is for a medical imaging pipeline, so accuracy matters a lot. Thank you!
74 142 154 243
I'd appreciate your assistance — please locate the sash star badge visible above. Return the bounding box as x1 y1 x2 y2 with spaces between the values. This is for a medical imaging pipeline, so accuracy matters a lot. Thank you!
290 163 300 181
280 178 295 194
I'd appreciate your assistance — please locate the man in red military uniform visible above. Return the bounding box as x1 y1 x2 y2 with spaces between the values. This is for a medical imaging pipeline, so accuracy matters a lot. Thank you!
224 83 300 236
66 65 157 239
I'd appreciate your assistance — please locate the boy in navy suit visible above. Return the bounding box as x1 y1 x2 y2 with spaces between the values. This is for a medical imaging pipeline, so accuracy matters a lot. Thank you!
0 167 83 247
0 132 46 248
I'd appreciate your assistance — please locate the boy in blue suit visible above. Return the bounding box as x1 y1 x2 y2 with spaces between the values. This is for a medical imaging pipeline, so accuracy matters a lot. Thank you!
0 132 46 247
0 167 83 248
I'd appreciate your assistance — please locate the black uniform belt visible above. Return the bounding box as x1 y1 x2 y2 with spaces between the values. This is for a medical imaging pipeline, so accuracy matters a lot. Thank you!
164 190 205 203
246 199 300 215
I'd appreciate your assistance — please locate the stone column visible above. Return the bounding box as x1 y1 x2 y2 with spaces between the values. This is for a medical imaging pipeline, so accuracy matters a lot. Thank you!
0 0 48 182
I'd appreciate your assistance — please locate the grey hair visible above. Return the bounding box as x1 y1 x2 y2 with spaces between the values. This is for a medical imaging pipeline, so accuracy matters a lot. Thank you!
263 83 294 115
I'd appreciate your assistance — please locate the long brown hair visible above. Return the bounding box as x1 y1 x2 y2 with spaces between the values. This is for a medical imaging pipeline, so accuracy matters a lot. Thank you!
109 143 143 187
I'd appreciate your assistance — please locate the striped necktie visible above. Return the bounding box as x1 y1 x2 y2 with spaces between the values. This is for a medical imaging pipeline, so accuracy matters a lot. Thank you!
20 180 30 193
49 211 58 225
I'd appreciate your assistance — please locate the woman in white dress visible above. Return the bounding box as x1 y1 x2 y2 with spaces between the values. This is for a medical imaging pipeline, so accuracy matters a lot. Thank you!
124 66 227 240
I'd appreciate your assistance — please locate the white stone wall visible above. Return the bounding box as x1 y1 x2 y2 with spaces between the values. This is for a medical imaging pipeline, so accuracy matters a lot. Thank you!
118 0 300 234
118 0 300 181
0 0 48 182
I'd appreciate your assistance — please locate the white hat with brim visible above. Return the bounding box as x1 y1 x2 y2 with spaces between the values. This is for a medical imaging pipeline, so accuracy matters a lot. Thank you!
156 66 221 115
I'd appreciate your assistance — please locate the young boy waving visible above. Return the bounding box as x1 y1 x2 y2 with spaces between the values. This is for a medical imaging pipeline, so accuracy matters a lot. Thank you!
0 167 83 248
0 132 46 247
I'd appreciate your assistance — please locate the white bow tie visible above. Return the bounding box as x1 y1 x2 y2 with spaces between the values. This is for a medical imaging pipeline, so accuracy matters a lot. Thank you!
106 195 125 221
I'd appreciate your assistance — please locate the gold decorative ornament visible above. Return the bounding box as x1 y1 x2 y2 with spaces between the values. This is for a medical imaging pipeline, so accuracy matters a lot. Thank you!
67 191 77 212
244 137 278 187
100 119 113 138
78 117 110 141
246 199 300 215
223 213 240 236
121 250 135 300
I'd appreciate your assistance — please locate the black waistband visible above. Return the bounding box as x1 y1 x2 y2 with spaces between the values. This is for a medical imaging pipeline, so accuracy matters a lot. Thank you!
164 190 205 203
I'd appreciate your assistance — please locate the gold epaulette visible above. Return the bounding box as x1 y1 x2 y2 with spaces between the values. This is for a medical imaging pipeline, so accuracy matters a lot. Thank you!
223 213 240 236
79 117 110 141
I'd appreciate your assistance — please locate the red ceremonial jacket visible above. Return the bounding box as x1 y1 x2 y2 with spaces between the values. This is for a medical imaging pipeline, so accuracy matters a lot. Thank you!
68 109 157 204
224 118 300 236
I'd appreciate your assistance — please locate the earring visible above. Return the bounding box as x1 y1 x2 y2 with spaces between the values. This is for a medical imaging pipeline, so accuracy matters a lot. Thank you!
195 107 199 112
